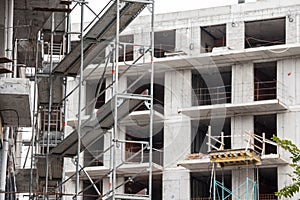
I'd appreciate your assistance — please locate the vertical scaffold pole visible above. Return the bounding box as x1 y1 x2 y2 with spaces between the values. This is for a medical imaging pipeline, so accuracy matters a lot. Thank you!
112 0 120 199
29 31 40 200
149 1 155 199
45 12 55 200
213 162 216 200
75 1 85 200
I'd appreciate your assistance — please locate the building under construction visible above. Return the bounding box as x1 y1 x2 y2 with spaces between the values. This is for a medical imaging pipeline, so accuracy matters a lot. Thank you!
0 0 300 199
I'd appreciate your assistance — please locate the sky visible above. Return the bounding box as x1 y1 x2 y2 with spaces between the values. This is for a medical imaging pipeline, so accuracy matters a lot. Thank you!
71 0 256 23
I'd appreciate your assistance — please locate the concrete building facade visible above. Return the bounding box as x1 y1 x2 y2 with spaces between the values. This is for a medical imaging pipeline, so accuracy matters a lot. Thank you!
63 0 300 199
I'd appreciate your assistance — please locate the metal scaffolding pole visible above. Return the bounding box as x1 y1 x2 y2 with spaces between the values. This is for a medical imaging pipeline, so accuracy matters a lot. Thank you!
75 1 85 199
45 12 55 200
29 30 40 200
0 128 9 200
148 1 155 199
112 0 120 198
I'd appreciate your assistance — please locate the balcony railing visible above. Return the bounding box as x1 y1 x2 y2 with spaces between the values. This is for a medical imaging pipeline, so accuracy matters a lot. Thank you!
125 145 163 166
254 80 277 101
192 85 231 106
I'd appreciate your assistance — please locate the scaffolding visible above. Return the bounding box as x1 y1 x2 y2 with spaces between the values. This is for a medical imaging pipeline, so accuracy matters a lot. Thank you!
27 0 155 199
206 129 279 200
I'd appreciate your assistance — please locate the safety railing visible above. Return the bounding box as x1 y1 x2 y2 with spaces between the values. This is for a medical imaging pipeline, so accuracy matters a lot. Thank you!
254 80 277 101
192 84 231 106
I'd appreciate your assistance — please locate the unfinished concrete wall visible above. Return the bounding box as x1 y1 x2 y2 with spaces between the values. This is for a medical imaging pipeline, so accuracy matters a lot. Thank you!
133 31 151 61
163 168 190 200
232 62 254 103
231 116 254 149
286 16 297 44
227 21 245 50
277 58 300 105
164 70 191 166
277 111 300 200
163 70 191 199
66 77 86 120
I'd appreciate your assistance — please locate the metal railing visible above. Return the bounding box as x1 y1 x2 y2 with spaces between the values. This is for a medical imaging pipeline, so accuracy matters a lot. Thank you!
192 84 231 106
254 80 277 101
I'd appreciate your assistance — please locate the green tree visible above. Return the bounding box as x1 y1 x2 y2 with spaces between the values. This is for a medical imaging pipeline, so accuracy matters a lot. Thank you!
272 135 300 199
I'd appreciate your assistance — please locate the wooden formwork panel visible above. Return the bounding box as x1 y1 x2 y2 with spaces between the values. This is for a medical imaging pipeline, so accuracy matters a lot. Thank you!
209 148 261 167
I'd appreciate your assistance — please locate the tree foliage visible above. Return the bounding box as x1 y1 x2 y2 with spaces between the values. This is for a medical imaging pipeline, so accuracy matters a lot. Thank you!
272 135 300 199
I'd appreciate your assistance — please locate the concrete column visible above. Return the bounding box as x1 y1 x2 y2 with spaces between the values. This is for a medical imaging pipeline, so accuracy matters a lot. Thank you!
163 70 191 199
232 168 255 200
102 176 124 196
231 116 254 149
66 77 87 120
176 26 200 56
276 111 300 199
163 168 190 200
286 15 297 44
227 21 245 50
134 31 151 61
231 116 255 200
296 14 300 43
64 177 83 200
232 62 254 104
277 58 299 105
164 70 191 167
0 128 9 200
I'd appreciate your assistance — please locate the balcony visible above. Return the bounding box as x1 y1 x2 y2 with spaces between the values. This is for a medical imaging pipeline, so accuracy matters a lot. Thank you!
192 85 231 106
0 78 31 127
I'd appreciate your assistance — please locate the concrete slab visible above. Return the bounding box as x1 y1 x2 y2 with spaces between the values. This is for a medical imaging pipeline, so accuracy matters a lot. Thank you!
0 78 31 127
178 153 288 172
120 110 164 126
84 44 300 80
66 163 162 180
178 99 288 119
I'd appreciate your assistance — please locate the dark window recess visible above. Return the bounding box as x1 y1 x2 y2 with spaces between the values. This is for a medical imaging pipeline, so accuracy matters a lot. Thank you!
95 80 106 109
254 114 277 154
245 18 285 48
119 34 134 62
127 76 164 114
83 180 102 200
201 24 226 53
154 30 176 58
83 137 104 167
192 67 231 106
254 62 277 101
191 118 231 154
125 175 162 200
40 108 62 132
259 168 278 200
191 171 232 199
85 79 106 114
125 128 163 166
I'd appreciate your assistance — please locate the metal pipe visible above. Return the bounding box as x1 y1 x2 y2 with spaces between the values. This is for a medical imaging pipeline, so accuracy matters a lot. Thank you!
29 31 40 199
0 128 9 200
112 0 120 197
6 0 13 78
208 125 211 152
148 1 155 198
75 2 85 199
13 39 17 78
45 12 55 200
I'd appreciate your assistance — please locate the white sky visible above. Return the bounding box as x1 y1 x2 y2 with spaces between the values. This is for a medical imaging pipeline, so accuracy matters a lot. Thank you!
71 0 256 23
